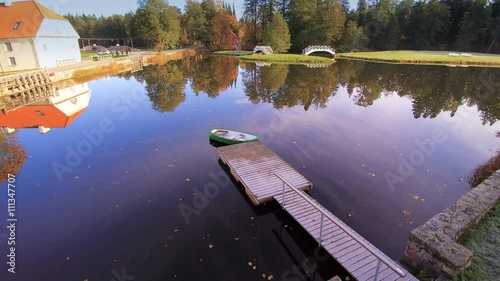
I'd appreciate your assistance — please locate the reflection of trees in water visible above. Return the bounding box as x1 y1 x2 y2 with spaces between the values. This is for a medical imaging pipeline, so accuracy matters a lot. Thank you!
183 56 239 98
241 63 339 111
338 60 499 125
0 133 26 184
134 62 186 113
134 56 240 113
134 57 498 124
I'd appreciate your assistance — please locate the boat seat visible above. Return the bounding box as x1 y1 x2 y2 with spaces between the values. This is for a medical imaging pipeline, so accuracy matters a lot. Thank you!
215 130 228 136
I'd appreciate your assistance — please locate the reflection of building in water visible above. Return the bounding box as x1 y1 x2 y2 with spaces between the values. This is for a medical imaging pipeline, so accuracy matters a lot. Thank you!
0 82 90 134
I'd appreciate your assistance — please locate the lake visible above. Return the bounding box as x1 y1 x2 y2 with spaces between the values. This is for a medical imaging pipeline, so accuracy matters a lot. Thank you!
0 56 498 281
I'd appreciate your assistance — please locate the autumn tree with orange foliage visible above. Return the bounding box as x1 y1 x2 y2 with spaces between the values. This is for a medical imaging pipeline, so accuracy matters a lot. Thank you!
0 133 27 184
211 9 238 49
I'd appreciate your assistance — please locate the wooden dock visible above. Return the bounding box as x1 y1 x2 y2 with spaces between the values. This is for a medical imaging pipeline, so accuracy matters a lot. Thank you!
216 141 418 281
274 174 418 281
217 141 312 205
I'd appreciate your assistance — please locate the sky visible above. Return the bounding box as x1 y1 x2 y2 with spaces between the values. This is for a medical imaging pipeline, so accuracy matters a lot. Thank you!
3 0 359 18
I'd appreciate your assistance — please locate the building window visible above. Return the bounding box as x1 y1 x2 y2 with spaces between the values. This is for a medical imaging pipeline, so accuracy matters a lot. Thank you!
4 42 12 51
8 57 16 66
43 44 48 51
13 22 21 30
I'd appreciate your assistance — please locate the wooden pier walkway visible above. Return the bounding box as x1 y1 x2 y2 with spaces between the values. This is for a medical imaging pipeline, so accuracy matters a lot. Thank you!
217 141 312 205
216 141 418 281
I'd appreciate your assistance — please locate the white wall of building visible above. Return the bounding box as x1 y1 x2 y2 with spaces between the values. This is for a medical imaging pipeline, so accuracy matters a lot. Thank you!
0 38 39 72
51 83 91 116
34 19 80 68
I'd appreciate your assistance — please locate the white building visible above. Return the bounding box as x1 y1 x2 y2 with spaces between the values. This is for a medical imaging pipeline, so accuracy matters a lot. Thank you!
0 0 81 73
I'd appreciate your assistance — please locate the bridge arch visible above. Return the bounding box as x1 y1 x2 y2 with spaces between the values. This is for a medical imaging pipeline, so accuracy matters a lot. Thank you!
253 46 274 55
302 45 335 56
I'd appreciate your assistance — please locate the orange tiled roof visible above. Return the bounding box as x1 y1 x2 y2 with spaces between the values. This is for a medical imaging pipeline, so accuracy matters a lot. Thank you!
0 106 86 129
0 0 68 39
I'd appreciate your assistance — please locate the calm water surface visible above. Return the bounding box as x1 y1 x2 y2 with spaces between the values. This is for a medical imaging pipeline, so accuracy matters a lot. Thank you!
0 57 499 281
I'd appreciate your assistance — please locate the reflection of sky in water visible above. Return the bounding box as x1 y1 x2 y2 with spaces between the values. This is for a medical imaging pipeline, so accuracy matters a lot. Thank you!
1 61 498 281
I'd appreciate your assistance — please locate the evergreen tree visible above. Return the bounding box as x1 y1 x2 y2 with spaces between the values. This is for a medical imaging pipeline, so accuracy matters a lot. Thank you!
263 13 291 53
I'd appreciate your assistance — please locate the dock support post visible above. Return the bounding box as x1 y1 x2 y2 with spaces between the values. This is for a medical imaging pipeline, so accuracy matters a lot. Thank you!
373 260 381 281
319 213 324 246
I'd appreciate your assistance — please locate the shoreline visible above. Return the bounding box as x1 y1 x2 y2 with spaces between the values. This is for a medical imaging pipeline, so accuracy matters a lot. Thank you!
338 51 500 68
404 170 500 279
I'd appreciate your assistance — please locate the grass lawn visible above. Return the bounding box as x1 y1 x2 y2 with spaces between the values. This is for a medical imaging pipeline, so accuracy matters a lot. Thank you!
81 51 96 58
213 50 254 56
339 50 500 66
239 54 333 64
456 202 500 281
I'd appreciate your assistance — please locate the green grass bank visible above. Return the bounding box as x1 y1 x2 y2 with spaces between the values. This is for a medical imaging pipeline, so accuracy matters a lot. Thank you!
456 202 500 281
339 51 500 67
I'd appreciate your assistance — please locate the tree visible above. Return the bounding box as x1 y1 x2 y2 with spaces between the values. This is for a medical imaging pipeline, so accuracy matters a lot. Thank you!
456 0 491 51
244 0 260 44
263 13 291 53
184 0 208 45
135 0 181 51
407 0 451 49
357 0 368 26
385 12 400 49
340 20 368 51
211 9 238 46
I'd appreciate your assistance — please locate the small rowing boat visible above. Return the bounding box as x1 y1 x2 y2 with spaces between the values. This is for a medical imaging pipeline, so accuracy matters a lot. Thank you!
209 128 259 145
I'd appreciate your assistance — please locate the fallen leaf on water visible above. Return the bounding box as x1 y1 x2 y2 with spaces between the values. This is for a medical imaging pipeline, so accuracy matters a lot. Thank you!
361 164 366 167
250 217 254 220
262 274 266 278
233 238 240 241
413 195 420 200
268 275 274 280
248 262 253 266
421 199 425 203
403 210 411 216
186 178 191 182
253 266 257 270
168 164 176 168
208 244 214 249
369 173 376 177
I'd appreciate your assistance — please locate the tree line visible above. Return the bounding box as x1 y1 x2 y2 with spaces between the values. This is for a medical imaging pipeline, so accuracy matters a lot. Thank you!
65 0 500 53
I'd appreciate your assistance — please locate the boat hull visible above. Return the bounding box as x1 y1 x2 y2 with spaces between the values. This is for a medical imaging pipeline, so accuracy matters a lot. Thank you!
209 129 259 145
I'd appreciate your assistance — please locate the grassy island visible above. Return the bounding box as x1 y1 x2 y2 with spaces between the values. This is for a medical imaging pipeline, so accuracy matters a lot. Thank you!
238 54 333 64
338 51 500 67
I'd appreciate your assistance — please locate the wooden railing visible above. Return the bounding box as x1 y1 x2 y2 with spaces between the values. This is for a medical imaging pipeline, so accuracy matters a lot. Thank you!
275 173 406 280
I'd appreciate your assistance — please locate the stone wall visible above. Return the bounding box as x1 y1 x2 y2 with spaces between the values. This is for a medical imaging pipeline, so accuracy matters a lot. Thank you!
404 170 500 277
